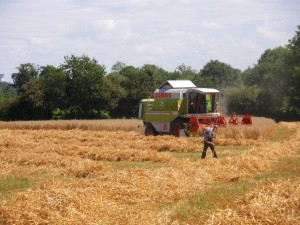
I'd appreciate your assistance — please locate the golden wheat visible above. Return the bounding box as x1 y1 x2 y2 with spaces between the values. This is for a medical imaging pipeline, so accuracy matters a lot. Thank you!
0 119 144 133
0 119 298 224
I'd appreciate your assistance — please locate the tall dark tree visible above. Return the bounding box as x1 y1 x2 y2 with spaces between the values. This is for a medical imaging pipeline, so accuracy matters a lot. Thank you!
286 25 300 119
0 81 17 96
60 55 106 118
12 63 39 93
174 64 202 85
111 61 126 72
242 47 291 118
19 78 45 119
103 73 127 111
200 60 242 88
223 85 261 115
140 64 168 90
115 66 145 117
39 65 68 117
0 87 4 99
175 64 196 77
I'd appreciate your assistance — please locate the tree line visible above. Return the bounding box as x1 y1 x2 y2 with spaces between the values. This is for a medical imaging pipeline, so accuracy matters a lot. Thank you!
0 26 299 121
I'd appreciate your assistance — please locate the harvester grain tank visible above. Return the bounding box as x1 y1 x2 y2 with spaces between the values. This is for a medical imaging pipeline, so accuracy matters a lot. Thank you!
138 80 252 137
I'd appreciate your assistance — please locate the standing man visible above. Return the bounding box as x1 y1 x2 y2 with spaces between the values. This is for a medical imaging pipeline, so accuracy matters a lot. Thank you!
201 125 218 159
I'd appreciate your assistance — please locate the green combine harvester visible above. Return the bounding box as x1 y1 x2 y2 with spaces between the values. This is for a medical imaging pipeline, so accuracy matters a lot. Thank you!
138 80 252 137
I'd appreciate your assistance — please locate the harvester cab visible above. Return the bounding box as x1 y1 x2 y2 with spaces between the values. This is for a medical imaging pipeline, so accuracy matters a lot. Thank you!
138 80 251 137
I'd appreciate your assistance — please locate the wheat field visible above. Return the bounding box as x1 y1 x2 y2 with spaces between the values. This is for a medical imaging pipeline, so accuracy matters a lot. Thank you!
0 118 299 224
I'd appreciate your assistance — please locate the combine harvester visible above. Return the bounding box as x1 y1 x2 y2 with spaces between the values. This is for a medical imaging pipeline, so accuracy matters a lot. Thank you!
138 80 252 137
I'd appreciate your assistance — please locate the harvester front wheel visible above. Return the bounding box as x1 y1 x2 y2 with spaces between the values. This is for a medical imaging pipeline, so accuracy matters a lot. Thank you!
145 125 158 136
171 121 182 137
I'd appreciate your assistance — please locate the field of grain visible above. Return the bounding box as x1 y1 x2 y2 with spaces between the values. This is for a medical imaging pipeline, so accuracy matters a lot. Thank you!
0 118 299 224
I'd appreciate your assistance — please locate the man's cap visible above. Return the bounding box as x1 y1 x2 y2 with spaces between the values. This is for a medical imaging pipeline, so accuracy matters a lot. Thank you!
204 127 210 132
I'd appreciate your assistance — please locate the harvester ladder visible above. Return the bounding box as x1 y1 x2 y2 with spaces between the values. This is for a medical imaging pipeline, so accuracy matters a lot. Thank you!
147 101 153 110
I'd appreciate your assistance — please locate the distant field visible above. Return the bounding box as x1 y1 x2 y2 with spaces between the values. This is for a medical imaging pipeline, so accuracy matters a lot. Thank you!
0 118 299 224
0 116 275 139
0 118 144 132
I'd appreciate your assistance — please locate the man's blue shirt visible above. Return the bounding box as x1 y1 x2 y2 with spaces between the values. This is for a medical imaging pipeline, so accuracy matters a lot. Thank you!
204 127 215 142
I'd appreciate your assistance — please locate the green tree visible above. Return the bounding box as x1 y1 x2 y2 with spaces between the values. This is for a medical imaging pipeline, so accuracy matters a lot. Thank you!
0 81 17 96
286 25 300 119
19 78 45 119
223 85 261 115
112 65 164 118
200 60 242 88
115 66 144 117
174 64 202 85
103 73 127 111
12 63 39 93
111 61 126 72
0 87 4 99
140 64 169 90
242 47 291 118
0 96 21 120
175 64 197 77
60 55 106 118
39 65 68 118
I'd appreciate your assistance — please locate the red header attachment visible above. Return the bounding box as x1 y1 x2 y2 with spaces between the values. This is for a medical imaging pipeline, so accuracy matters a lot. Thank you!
215 116 226 126
241 114 252 125
189 116 200 134
229 115 239 125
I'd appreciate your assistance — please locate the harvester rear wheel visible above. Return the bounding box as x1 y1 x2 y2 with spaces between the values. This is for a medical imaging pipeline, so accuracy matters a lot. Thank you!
145 125 157 136
171 121 182 137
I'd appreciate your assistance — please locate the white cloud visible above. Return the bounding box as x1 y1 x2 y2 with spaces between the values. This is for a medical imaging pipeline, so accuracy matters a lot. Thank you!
0 0 299 82
198 20 227 29
135 43 166 54
256 26 289 43
28 38 49 46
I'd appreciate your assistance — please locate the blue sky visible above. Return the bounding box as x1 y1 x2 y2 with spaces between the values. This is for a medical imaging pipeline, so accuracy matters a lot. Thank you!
1 0 299 82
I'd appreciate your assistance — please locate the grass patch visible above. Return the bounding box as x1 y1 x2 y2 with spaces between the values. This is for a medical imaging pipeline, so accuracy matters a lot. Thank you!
171 152 199 160
170 146 250 160
101 161 168 170
255 152 300 181
0 176 36 200
217 146 250 157
267 126 294 142
164 182 250 222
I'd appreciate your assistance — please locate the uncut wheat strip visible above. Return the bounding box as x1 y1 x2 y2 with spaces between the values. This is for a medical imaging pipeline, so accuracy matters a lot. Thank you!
215 117 276 139
0 119 144 132
205 179 300 225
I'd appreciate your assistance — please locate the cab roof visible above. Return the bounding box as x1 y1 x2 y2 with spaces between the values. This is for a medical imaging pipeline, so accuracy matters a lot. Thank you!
195 88 220 93
159 80 196 89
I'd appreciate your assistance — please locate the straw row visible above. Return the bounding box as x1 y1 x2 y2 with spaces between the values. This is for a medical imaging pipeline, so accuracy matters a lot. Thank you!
0 120 298 224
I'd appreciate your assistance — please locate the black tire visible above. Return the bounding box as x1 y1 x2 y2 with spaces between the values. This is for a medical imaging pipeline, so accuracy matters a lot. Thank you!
145 124 158 136
171 121 182 137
